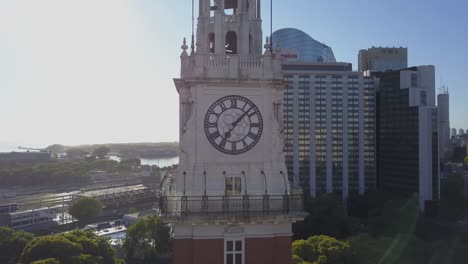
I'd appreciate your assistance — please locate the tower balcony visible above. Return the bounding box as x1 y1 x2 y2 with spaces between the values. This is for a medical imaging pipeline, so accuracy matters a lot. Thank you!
181 53 283 80
158 194 304 223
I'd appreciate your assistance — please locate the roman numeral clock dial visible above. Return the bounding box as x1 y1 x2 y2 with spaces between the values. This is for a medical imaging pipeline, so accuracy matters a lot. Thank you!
204 95 263 155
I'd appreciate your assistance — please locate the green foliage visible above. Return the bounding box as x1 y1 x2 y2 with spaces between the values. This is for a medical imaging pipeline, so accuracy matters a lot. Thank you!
292 235 353 264
464 156 468 165
367 193 419 237
439 174 465 220
20 230 119 264
0 159 120 187
68 197 103 223
453 147 467 162
123 216 170 262
120 158 141 167
93 146 111 159
31 258 60 264
293 194 350 240
0 227 35 264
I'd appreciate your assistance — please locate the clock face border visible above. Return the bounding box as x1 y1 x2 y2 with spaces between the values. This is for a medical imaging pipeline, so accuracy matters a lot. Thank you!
204 95 263 155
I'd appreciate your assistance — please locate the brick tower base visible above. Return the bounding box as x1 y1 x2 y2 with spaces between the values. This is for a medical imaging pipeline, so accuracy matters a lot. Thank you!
171 222 296 264
173 236 292 264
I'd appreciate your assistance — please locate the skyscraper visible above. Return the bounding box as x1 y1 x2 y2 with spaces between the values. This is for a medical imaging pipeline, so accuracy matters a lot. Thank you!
438 88 450 160
359 47 408 72
272 28 336 63
278 62 377 198
451 128 457 139
373 66 439 211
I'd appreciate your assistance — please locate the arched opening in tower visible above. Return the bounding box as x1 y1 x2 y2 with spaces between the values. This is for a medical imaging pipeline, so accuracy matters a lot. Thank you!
209 32 216 54
249 34 253 54
210 0 216 17
225 0 238 15
226 31 238 54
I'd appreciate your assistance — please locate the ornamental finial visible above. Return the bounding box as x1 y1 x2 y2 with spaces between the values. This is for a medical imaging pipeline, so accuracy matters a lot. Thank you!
264 36 271 50
181 37 188 51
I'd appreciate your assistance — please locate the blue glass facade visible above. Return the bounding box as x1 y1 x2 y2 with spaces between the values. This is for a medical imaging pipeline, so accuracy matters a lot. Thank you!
272 28 336 63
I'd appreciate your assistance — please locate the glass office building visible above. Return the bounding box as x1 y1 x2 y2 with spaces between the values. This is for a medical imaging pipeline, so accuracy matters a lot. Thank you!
282 62 377 198
373 66 439 211
272 28 336 63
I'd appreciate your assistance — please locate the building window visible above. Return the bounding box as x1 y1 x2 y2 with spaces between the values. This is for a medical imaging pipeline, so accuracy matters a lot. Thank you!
225 177 241 195
420 91 427 106
225 239 244 264
411 73 418 88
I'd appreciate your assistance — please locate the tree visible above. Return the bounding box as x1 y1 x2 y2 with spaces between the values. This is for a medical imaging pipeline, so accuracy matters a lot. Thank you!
0 227 35 264
123 216 171 263
120 158 141 167
66 148 88 160
293 194 350 240
68 197 102 223
92 146 111 159
453 147 467 162
31 258 60 264
438 174 465 220
19 230 119 264
464 156 468 166
292 235 353 264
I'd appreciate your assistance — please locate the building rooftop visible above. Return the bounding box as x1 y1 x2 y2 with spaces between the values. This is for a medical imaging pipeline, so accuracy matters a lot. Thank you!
272 28 336 63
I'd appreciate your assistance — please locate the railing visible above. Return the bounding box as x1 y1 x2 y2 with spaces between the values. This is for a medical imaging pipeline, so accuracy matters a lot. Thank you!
207 55 263 68
238 55 263 68
159 194 303 217
208 55 231 67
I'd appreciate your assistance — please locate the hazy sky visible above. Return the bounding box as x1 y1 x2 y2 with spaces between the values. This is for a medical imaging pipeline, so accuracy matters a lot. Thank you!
1 0 467 148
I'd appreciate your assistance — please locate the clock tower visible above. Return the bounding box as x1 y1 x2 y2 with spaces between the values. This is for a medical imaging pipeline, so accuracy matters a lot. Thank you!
161 1 305 263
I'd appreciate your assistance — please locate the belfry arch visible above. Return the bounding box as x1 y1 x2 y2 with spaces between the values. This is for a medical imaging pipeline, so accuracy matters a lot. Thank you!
225 31 238 54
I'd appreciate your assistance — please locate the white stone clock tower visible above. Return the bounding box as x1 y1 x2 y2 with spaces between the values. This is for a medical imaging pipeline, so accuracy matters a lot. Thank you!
161 1 305 263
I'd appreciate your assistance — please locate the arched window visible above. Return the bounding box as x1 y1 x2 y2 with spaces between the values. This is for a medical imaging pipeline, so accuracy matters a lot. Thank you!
225 31 238 54
225 0 238 15
249 34 253 54
209 32 216 54
210 0 215 17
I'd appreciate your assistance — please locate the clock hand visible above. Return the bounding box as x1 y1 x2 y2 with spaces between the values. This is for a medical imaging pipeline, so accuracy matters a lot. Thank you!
225 110 250 139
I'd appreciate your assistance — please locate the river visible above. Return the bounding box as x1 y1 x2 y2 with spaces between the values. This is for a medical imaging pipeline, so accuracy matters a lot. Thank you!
109 156 179 168
0 144 179 167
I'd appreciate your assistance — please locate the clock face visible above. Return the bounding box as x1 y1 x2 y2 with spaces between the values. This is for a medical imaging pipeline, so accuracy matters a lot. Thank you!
204 95 263 155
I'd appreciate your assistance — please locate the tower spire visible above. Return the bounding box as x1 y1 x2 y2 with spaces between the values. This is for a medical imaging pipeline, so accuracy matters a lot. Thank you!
191 0 195 54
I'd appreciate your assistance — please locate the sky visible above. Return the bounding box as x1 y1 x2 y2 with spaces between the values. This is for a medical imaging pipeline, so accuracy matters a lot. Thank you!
0 0 467 149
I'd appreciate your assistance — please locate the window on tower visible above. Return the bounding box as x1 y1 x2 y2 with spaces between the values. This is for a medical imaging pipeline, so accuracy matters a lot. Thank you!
210 0 216 17
225 177 241 195
226 31 238 54
225 0 238 8
225 239 243 264
209 32 216 54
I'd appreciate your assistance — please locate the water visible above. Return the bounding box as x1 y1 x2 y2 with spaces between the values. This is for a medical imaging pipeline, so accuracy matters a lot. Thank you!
140 156 179 167
109 156 179 168
0 143 180 167
107 231 126 240
0 143 21 153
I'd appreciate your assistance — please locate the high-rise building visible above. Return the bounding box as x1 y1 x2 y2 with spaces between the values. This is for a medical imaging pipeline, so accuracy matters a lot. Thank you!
359 47 408 72
373 66 439 211
438 88 450 159
162 1 305 264
459 129 465 136
451 128 457 139
280 60 377 198
272 28 336 63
